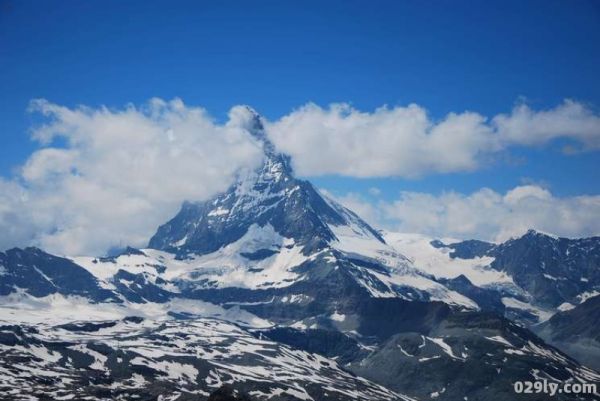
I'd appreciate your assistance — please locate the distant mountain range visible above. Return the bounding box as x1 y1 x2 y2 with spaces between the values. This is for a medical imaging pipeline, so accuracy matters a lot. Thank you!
1 109 598 401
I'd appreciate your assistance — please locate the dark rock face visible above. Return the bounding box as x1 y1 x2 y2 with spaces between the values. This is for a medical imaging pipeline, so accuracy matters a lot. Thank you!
261 305 600 401
0 247 119 302
111 269 172 303
349 311 599 401
539 295 600 341
488 231 600 308
535 295 600 371
208 386 253 401
438 274 506 313
257 327 367 365
432 239 495 259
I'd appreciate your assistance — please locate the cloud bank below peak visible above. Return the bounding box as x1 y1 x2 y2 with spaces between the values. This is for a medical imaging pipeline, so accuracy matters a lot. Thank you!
266 99 600 177
330 185 600 243
0 97 598 255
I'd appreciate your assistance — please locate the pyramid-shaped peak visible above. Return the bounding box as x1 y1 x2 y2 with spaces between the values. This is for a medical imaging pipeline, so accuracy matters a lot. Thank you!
148 107 384 256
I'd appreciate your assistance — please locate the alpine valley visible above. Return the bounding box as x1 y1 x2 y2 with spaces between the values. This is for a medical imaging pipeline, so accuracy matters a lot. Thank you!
1 109 599 401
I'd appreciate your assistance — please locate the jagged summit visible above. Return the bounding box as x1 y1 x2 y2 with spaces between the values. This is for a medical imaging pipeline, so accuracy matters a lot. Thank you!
148 110 383 256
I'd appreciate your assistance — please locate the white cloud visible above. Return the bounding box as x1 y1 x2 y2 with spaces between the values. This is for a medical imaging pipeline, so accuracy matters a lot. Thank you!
0 99 263 255
1 98 598 255
330 185 600 242
266 100 600 177
493 100 600 149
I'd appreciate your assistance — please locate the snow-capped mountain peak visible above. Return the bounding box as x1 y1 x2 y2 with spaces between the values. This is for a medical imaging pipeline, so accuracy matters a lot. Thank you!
148 111 377 256
142 111 479 310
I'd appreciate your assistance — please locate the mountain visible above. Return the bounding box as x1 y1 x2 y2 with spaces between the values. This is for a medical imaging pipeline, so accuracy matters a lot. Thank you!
0 247 119 303
386 231 600 325
149 108 383 257
0 317 407 401
490 231 599 306
349 310 599 401
1 109 599 400
260 308 600 401
535 294 600 371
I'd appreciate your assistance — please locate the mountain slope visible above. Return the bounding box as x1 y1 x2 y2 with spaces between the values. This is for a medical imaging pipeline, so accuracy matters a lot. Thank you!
0 317 409 401
535 295 600 371
348 310 599 401
0 247 119 303
488 230 600 309
385 231 600 324
257 304 600 401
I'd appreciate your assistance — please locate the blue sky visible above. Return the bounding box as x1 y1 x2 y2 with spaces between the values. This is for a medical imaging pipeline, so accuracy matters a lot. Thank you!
0 0 599 253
